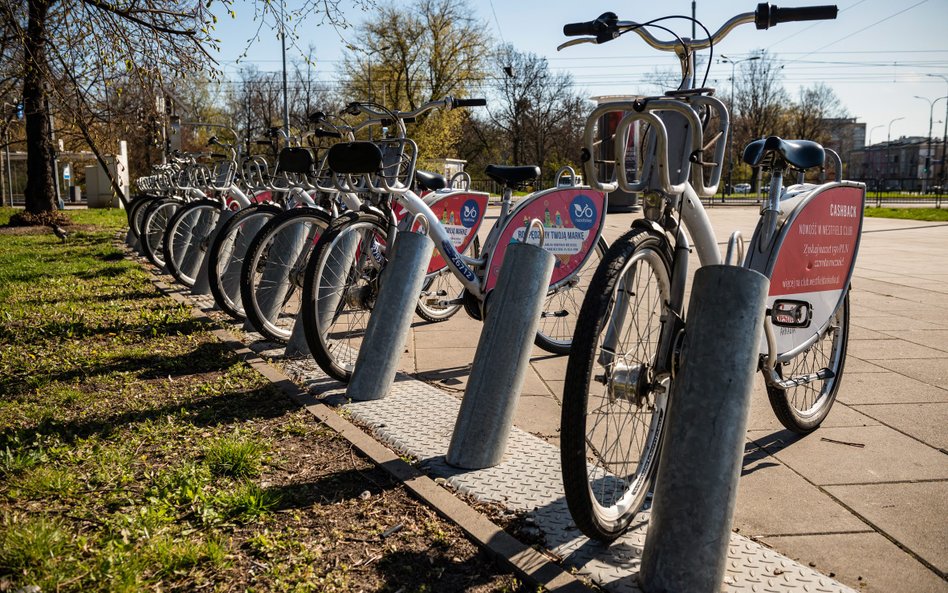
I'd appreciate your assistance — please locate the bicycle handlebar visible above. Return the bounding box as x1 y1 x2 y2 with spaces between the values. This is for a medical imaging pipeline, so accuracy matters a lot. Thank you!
560 3 836 52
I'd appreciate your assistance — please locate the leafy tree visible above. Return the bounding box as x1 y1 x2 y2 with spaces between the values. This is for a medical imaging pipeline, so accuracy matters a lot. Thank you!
731 50 789 189
0 0 354 217
486 45 587 183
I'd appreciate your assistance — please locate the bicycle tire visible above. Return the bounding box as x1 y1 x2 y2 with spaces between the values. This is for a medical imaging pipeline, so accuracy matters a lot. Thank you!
560 227 673 542
163 199 222 287
241 207 331 343
207 203 283 320
415 236 481 323
127 194 156 240
301 211 390 382
141 197 183 268
534 236 609 354
765 291 850 434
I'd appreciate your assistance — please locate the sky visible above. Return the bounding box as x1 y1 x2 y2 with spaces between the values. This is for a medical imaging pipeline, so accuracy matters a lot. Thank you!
208 0 948 146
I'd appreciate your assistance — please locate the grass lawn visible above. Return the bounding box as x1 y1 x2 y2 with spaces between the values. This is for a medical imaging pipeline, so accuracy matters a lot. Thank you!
0 207 525 592
864 207 948 222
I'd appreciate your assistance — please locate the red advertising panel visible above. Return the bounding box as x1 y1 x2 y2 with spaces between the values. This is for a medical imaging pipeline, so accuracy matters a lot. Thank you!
767 184 864 355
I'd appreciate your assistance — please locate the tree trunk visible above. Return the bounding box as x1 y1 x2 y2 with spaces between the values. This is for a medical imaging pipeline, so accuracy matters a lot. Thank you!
23 0 55 214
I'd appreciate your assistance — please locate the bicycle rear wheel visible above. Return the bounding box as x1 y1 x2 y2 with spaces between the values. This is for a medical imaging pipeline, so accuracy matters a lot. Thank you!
163 199 222 287
241 208 331 343
765 292 850 434
534 236 608 354
141 197 182 268
301 211 390 382
561 227 672 542
208 203 282 320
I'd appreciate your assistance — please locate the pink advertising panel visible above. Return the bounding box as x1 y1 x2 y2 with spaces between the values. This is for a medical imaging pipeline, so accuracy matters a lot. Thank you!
407 191 489 274
484 188 606 293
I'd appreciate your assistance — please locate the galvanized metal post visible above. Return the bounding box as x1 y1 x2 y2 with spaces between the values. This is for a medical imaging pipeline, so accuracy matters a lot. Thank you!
446 235 554 470
253 222 308 325
346 230 432 401
639 264 769 593
219 213 270 311
284 316 310 358
179 209 217 281
192 210 233 295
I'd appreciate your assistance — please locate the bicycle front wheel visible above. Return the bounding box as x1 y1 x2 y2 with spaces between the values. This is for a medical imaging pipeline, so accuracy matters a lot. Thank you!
141 197 182 268
535 236 608 354
415 237 480 323
561 227 672 542
301 211 390 383
766 292 850 434
241 208 331 343
208 203 282 320
163 199 222 287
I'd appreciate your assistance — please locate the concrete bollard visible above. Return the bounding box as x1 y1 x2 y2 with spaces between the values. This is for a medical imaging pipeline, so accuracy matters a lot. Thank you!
446 237 555 470
192 209 233 295
346 230 432 400
639 265 769 593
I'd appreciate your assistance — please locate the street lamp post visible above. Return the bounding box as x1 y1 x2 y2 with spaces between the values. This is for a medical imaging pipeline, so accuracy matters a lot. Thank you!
867 124 883 187
928 74 948 192
720 54 760 198
886 116 904 192
913 95 948 193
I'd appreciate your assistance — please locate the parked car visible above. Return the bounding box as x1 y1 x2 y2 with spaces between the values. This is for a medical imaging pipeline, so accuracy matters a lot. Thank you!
734 183 751 194
557 174 584 187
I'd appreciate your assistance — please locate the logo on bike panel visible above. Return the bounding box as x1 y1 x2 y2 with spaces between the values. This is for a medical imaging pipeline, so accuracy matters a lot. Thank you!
460 199 480 229
569 195 597 231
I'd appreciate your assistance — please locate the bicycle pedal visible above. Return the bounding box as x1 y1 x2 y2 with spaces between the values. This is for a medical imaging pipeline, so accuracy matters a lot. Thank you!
541 310 569 318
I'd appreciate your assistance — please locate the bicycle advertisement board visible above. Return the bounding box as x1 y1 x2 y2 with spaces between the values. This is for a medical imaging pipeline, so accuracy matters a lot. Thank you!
484 188 607 293
750 182 865 356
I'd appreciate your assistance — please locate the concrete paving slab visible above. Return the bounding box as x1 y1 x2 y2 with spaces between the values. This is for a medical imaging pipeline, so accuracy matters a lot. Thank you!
840 357 890 374
746 392 879 432
736 444 871 537
848 338 948 360
869 358 948 390
836 371 948 405
850 402 948 450
851 315 948 332
750 425 948 485
879 329 948 352
824 481 948 575
514 394 562 441
759 532 948 593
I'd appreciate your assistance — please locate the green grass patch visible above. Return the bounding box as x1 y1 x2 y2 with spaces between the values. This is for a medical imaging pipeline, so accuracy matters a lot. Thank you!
864 207 948 222
0 208 524 592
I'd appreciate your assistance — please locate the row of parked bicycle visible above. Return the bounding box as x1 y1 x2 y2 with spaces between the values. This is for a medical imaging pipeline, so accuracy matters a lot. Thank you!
126 96 604 383
126 5 861 562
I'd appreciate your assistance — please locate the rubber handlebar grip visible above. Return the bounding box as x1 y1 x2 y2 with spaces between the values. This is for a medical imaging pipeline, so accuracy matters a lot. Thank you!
563 21 597 36
452 98 487 108
756 3 837 29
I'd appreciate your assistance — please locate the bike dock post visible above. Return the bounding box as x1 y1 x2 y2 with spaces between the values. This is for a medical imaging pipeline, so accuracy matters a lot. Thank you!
639 264 769 593
284 317 309 357
445 221 554 470
346 227 433 401
252 222 308 326
179 208 217 284
192 210 233 295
